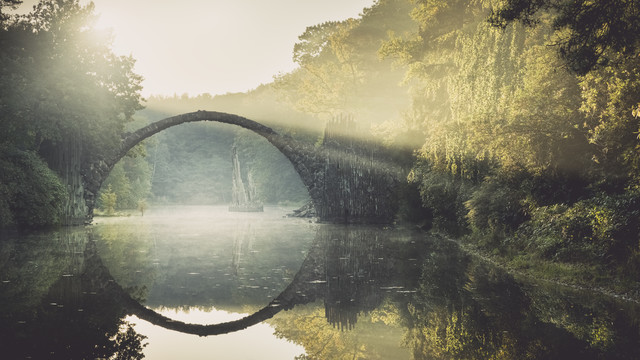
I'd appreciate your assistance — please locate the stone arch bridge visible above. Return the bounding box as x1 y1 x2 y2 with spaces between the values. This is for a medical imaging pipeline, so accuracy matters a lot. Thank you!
83 111 400 224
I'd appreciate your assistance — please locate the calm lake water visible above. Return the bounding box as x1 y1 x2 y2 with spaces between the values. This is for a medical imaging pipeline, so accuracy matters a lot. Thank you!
1 205 640 359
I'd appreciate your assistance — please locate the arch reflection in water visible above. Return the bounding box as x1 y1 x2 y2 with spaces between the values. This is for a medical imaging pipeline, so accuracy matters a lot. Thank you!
2 209 640 359
95 223 424 337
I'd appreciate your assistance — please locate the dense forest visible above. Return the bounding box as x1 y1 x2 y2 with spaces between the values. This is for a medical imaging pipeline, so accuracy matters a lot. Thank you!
272 0 640 290
1 0 640 291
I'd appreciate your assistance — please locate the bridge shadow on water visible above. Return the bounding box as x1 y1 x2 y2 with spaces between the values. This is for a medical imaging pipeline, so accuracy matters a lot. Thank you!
2 224 640 359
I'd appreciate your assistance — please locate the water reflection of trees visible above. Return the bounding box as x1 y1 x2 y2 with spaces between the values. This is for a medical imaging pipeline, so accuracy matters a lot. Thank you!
269 225 426 359
271 227 640 360
3 224 640 359
405 240 640 360
0 229 147 359
320 226 422 331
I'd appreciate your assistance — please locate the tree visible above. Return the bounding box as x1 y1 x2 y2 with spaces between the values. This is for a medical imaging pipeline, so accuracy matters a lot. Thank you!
0 0 144 225
0 0 21 25
0 146 66 227
109 322 148 360
579 52 640 185
489 0 640 75
275 1 413 126
100 184 117 215
0 0 144 157
26 0 143 149
275 20 363 117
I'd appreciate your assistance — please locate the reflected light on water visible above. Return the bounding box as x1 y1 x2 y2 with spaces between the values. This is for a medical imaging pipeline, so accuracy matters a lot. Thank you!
126 308 305 359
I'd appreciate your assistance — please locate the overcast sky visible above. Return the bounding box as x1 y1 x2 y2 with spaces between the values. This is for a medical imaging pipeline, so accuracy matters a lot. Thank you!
15 0 374 96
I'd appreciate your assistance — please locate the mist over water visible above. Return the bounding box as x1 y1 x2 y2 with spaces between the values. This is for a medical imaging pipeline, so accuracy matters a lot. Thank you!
94 205 317 310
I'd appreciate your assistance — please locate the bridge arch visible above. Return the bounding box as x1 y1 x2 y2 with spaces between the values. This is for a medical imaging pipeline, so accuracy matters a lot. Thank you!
83 111 325 221
94 223 404 336
86 230 326 336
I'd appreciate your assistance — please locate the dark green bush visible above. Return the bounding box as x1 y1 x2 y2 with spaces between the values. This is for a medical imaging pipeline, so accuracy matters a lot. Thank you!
395 181 432 226
527 169 591 207
414 166 473 235
465 178 529 235
0 147 67 227
519 191 640 267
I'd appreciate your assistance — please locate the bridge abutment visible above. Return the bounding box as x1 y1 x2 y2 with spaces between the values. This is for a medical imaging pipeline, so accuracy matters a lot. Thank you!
313 116 400 223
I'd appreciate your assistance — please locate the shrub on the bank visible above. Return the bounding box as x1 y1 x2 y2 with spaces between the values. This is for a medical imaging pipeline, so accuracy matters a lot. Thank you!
465 177 529 237
520 191 640 269
0 147 66 227
415 169 472 235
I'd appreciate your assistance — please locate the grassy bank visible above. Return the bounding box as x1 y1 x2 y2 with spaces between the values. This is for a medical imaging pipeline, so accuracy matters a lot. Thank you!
456 235 640 303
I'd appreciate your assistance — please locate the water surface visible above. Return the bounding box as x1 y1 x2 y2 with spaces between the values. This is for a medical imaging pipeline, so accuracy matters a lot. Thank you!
1 205 639 359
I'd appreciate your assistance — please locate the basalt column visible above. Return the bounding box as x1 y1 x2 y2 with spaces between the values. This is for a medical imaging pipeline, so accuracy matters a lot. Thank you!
317 115 399 224
40 136 89 226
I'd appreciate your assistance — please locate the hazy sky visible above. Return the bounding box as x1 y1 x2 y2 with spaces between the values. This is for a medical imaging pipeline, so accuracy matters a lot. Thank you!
15 0 375 96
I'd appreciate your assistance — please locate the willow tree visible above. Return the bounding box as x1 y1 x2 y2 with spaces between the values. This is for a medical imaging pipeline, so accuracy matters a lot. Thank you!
490 0 640 188
489 0 640 75
377 0 605 233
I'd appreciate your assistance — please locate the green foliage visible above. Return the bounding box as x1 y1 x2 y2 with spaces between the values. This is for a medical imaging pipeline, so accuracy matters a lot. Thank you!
501 40 588 173
0 147 66 227
101 165 130 209
371 0 640 284
489 0 640 75
98 148 151 210
394 180 432 225
276 19 365 116
136 94 312 206
465 176 528 238
109 322 148 360
271 303 408 360
143 121 235 205
409 160 473 234
0 0 143 154
579 52 640 185
1 0 144 226
520 191 640 270
403 237 636 359
234 131 309 205
274 0 412 124
100 184 117 215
